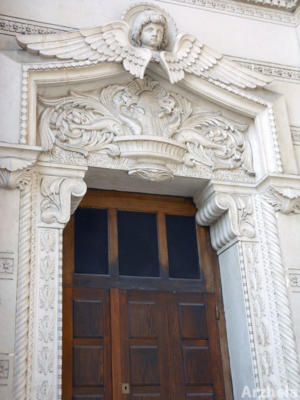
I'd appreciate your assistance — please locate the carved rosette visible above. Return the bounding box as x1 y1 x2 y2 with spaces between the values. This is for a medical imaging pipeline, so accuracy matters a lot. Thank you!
38 76 255 182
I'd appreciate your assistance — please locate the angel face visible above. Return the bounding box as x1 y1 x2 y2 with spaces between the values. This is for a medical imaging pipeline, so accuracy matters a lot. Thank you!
140 22 164 50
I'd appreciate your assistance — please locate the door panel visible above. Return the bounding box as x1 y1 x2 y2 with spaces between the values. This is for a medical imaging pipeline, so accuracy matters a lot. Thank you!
63 288 112 400
63 190 231 399
115 290 169 400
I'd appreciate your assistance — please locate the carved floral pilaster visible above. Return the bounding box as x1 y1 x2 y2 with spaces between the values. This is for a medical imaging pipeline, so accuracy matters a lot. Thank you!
27 171 87 400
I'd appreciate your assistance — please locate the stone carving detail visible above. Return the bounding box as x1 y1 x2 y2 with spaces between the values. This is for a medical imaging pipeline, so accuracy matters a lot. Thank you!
244 0 297 9
40 176 87 224
0 15 70 36
16 4 270 88
13 176 34 400
168 0 297 23
39 77 254 181
35 228 59 400
0 360 9 379
0 254 14 275
265 186 300 214
234 59 300 82
256 198 300 396
195 191 256 251
291 126 300 143
289 273 300 288
242 242 276 389
36 381 53 400
0 149 38 190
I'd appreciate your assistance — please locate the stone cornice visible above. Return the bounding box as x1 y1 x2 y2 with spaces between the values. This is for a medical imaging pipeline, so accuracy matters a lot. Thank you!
159 0 297 25
228 57 300 82
0 143 40 189
0 14 72 36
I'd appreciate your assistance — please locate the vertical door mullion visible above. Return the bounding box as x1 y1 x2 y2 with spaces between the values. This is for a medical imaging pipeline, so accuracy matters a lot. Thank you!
108 208 119 277
157 212 169 280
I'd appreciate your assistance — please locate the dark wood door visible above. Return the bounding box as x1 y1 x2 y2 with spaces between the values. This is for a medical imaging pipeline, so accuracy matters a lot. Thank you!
63 190 232 400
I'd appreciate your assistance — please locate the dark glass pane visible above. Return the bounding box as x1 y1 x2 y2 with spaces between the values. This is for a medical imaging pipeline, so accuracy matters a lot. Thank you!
166 215 200 279
118 211 159 277
75 208 108 274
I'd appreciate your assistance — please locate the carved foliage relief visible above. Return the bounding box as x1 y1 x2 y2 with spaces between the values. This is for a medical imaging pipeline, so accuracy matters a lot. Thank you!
35 228 57 399
39 77 255 181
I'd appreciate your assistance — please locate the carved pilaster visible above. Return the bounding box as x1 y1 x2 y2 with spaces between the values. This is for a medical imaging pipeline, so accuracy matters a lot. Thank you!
0 147 40 400
28 171 86 400
195 186 300 398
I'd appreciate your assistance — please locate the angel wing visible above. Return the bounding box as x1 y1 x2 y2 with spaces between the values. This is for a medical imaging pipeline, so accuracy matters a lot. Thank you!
16 21 152 79
160 33 271 88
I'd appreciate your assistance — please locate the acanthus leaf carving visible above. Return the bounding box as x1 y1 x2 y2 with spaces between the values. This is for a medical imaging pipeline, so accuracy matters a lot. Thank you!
39 76 255 182
40 176 87 224
38 91 122 156
265 186 300 214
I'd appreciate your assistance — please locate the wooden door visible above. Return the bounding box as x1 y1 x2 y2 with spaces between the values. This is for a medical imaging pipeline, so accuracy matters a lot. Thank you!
63 190 232 399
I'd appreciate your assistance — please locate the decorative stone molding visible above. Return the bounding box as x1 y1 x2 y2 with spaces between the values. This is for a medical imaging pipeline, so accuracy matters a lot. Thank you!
289 272 300 288
264 185 300 214
0 144 39 190
0 252 15 280
0 15 72 36
255 196 300 397
245 0 298 9
230 57 300 82
291 126 300 144
39 77 255 181
40 176 87 224
159 0 297 25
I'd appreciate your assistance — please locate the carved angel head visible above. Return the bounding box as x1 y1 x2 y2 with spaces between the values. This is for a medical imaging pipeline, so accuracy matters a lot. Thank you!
130 10 168 51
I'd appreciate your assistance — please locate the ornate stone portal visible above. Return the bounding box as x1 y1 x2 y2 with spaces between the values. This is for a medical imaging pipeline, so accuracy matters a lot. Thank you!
1 2 300 400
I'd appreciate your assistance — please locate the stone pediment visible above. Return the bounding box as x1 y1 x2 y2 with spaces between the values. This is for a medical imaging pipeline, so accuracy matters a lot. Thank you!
38 75 254 181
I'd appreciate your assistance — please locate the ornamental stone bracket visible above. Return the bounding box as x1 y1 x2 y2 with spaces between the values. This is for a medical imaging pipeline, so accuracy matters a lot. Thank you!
194 185 256 252
40 176 87 225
